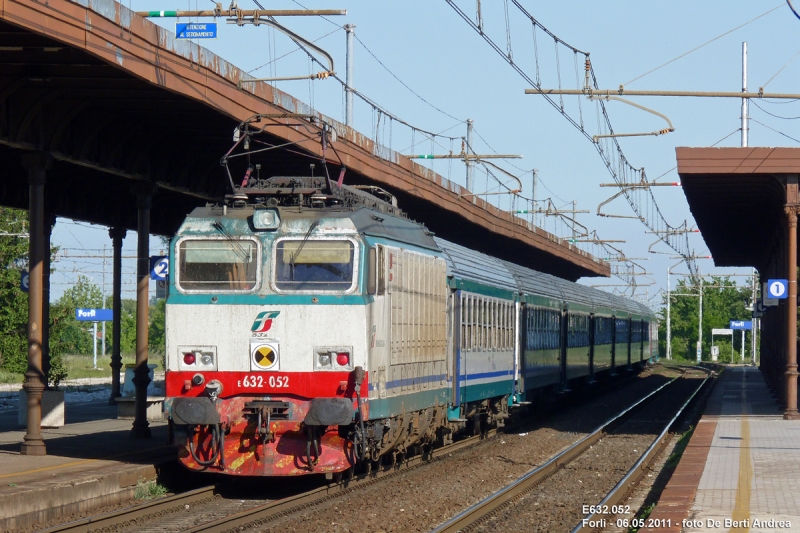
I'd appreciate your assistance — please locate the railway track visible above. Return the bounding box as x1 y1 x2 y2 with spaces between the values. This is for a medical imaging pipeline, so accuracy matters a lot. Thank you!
40 368 685 533
430 366 711 533
39 425 505 533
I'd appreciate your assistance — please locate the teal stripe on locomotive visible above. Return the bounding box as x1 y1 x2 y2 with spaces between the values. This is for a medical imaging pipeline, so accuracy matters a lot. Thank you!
367 387 451 420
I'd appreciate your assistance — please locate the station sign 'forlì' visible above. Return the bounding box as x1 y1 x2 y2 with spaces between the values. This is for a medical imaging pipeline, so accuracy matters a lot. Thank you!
75 308 113 321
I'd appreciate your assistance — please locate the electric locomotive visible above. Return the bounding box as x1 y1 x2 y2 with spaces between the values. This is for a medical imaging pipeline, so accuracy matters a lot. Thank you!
164 176 656 477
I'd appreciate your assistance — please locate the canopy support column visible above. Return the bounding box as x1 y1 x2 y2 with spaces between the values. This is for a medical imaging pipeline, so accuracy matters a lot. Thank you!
20 152 51 456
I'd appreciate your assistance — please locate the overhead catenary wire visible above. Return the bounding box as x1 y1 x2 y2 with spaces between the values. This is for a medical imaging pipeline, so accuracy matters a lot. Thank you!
760 48 800 90
282 0 467 127
751 99 800 119
237 1 626 269
623 3 784 87
749 118 800 144
446 0 699 280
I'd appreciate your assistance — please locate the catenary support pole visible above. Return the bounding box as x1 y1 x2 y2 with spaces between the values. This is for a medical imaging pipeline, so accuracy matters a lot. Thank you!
344 24 355 127
20 152 51 456
466 119 474 192
698 279 704 362
742 42 749 147
666 270 671 360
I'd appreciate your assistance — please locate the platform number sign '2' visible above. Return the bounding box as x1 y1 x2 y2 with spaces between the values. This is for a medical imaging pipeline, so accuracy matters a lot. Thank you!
767 279 789 299
150 256 169 281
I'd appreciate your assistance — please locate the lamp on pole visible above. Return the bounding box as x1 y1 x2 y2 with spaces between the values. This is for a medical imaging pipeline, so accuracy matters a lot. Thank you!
698 278 704 362
666 259 685 360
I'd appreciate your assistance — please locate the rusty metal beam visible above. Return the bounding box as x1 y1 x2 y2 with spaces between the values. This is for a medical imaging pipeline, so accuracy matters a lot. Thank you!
0 0 609 279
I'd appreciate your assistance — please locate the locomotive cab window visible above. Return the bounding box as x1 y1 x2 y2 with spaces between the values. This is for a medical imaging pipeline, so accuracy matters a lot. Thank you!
177 239 259 292
274 239 355 292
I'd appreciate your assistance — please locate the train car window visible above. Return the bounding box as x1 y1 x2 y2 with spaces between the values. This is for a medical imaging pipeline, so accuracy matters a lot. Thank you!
177 239 258 292
274 240 355 291
377 245 386 295
367 247 377 294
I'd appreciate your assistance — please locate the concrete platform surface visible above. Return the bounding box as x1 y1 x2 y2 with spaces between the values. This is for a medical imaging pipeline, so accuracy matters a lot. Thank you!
0 400 175 532
641 365 800 533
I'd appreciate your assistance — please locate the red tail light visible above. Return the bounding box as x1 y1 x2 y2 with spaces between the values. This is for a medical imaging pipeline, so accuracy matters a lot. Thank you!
183 352 196 365
336 352 350 366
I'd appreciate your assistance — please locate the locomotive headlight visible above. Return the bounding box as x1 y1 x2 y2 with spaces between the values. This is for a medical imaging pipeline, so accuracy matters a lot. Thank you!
253 208 280 230
319 353 331 367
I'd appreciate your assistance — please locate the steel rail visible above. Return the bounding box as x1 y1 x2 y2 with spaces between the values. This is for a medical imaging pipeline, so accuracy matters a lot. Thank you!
39 485 219 533
178 427 504 533
571 366 712 533
37 373 651 532
429 372 685 533
40 427 502 533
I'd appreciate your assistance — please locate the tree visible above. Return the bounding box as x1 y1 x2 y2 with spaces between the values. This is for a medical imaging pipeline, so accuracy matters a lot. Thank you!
659 276 752 362
0 208 30 373
149 298 166 368
50 276 103 357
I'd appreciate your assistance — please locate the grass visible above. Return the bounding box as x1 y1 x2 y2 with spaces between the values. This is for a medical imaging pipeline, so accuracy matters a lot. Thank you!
0 353 162 385
626 426 696 533
627 503 656 533
134 479 169 500
665 425 694 469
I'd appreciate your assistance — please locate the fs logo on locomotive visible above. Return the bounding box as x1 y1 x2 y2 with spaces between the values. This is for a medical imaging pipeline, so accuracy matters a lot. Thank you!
251 311 280 333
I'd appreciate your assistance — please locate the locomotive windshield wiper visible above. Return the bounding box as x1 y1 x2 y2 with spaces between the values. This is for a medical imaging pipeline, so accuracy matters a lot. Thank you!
289 220 319 279
213 221 250 262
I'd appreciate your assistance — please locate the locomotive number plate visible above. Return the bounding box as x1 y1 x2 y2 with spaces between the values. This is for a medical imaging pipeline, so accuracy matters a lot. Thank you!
239 375 290 388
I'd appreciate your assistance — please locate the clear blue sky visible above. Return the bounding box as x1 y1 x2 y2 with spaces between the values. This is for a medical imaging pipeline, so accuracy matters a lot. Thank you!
51 0 800 305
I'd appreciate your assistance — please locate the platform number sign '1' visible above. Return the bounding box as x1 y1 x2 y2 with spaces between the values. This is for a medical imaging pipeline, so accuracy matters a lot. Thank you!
767 279 789 299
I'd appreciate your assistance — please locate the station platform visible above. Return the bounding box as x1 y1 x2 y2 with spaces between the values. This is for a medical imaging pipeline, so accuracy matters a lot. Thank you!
641 365 800 533
0 400 175 532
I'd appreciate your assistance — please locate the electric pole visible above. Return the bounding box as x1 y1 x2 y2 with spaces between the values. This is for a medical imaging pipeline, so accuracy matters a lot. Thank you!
345 24 355 127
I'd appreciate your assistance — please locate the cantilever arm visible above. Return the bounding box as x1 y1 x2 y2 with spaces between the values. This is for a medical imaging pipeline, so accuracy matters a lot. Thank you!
589 95 674 141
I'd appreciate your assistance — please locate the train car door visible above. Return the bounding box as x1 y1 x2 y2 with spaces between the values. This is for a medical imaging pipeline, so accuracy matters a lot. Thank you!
453 289 464 405
367 244 389 400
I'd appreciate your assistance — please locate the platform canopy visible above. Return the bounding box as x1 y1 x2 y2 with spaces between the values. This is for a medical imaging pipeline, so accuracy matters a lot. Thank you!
677 147 798 272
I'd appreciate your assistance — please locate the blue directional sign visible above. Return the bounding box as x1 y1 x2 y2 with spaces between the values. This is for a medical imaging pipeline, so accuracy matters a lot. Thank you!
150 256 169 280
175 22 217 39
767 279 788 299
730 320 752 330
20 270 29 293
76 308 113 321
